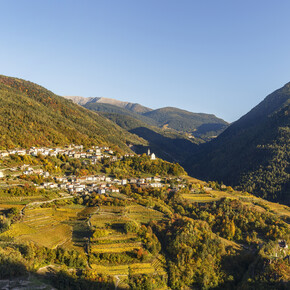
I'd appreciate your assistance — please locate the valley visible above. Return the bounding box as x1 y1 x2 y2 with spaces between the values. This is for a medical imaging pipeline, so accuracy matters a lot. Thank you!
187 82 290 205
1 2 289 289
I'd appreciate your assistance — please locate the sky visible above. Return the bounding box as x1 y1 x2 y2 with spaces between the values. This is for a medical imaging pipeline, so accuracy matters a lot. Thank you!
0 1 290 122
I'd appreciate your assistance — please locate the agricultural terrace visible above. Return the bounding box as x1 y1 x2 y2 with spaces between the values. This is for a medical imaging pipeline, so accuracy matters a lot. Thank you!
1 205 85 251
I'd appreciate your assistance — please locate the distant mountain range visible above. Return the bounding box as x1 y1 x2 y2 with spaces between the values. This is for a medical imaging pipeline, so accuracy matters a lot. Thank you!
65 95 229 140
187 82 290 204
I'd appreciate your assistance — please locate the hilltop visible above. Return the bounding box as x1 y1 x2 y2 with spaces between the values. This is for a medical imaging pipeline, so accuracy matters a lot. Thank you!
82 102 158 127
187 82 290 204
0 75 145 151
64 95 229 165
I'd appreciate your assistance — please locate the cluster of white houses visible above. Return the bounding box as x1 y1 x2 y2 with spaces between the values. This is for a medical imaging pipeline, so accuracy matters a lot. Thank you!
0 145 121 161
38 175 164 195
0 145 167 195
0 145 158 162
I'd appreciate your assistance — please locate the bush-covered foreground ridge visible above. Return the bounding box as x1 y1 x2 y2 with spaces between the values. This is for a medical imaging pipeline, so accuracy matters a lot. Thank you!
0 147 289 289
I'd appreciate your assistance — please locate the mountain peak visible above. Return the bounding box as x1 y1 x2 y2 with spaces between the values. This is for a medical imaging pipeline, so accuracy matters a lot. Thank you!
64 96 153 114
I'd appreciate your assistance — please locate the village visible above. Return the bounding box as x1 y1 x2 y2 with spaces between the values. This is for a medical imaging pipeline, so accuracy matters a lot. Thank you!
0 145 187 196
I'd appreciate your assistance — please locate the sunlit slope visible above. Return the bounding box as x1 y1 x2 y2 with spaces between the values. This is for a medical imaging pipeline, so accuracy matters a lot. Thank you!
0 75 145 150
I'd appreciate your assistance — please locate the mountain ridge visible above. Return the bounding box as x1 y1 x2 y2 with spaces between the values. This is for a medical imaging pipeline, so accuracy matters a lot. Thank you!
143 106 228 138
65 95 229 140
65 95 152 114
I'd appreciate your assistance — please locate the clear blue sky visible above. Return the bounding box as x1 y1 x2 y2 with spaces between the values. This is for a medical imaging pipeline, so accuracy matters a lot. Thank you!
1 0 290 122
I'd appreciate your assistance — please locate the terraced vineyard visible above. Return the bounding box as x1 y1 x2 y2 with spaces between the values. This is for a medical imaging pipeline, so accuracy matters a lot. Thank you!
0 193 168 288
126 205 164 223
91 241 142 254
182 193 216 202
1 206 85 249
87 203 168 288
0 195 45 204
0 166 287 289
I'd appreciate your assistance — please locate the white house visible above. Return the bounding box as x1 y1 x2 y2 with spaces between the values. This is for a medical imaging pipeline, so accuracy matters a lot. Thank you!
42 172 50 178
150 183 162 188
0 171 4 178
97 188 106 194
75 186 84 193
0 152 9 158
138 178 145 184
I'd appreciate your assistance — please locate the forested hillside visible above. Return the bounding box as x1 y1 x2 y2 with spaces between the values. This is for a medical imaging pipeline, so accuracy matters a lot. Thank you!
187 82 290 204
82 102 158 127
0 75 145 151
143 107 228 139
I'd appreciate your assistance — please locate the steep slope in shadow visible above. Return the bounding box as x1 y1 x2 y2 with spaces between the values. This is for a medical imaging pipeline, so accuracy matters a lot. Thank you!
186 82 290 204
129 127 198 164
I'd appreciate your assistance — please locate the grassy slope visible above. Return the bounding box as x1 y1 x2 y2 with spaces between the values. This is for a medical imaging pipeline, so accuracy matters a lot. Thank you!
182 175 290 222
85 97 153 114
